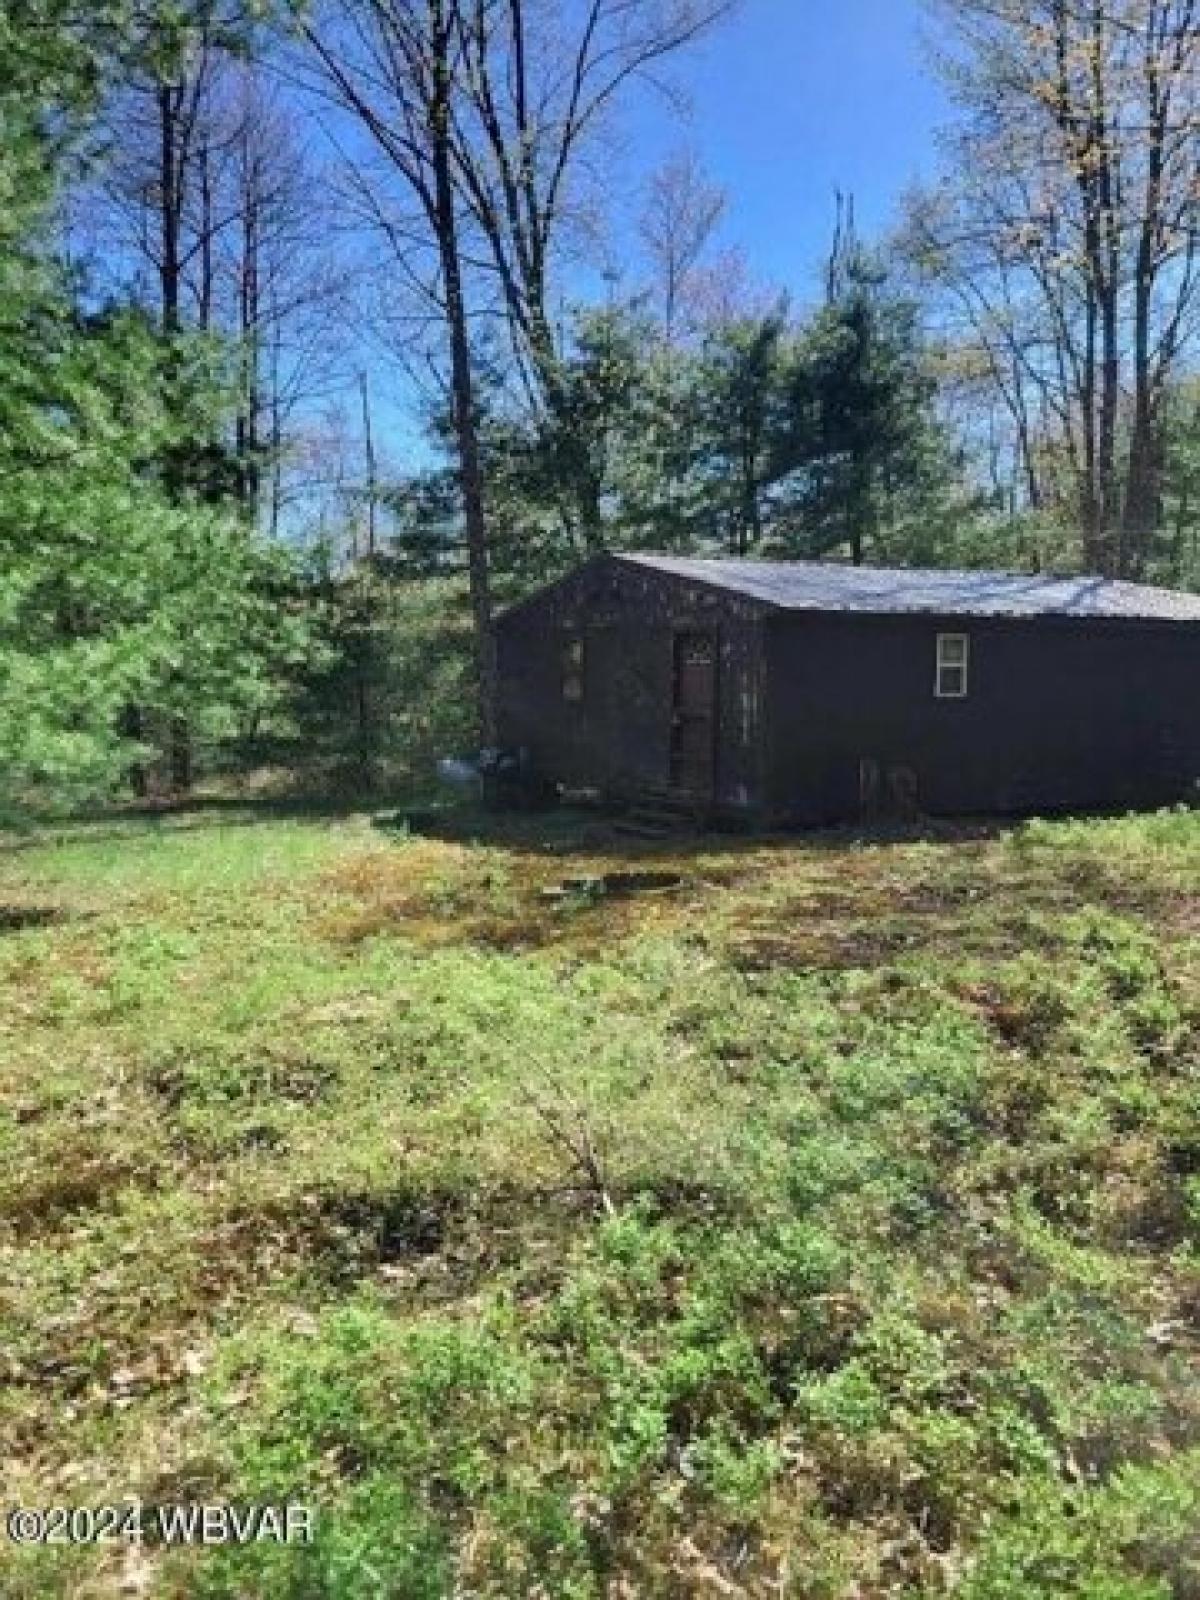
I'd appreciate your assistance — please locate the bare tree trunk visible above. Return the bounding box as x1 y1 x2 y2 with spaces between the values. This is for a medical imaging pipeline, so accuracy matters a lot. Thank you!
169 717 193 793
1094 2 1122 573
158 83 182 337
1122 3 1172 576
359 370 378 559
450 0 729 556
197 135 214 330
158 77 194 794
356 666 372 785
850 475 869 568
235 133 262 512
430 0 496 744
302 0 499 746
737 435 760 556
122 705 148 799
268 337 284 540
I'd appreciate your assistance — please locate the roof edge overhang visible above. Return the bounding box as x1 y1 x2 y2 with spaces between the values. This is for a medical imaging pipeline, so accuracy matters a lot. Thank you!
495 551 788 627
616 554 1200 626
495 553 1200 627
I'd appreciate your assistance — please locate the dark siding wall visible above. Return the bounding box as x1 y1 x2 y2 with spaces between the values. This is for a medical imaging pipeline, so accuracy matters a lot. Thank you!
496 611 674 791
715 622 768 810
765 613 1200 822
495 558 768 808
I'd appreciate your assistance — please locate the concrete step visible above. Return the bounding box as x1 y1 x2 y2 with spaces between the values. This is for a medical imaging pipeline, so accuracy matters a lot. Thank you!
626 804 697 826
615 802 702 840
613 821 681 840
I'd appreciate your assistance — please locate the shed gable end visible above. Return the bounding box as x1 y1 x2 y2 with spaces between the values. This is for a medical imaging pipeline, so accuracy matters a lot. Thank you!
497 555 776 633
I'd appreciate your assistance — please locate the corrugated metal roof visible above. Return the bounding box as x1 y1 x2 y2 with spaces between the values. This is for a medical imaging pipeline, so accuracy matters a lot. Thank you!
617 554 1200 622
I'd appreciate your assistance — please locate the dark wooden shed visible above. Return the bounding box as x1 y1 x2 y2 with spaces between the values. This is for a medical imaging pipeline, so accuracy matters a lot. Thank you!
494 553 1200 825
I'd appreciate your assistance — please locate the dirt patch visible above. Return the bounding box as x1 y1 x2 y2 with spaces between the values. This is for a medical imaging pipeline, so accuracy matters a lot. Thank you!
1 1155 161 1231
309 845 715 955
317 1186 449 1265
202 1180 585 1309
958 979 1072 1052
1157 895 1200 938
729 925 915 974
541 870 687 901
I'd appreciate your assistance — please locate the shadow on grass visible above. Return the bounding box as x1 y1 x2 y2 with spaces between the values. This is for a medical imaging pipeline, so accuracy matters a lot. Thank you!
370 802 1025 862
0 904 72 933
3 783 1151 867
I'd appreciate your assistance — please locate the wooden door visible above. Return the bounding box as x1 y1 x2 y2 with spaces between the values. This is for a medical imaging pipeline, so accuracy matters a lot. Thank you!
670 632 717 798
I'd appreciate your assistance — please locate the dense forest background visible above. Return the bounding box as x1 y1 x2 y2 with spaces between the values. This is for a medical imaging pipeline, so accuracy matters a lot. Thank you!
3 0 1199 817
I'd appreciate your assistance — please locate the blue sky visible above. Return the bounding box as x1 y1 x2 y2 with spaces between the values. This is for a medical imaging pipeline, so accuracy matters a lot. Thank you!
623 0 950 301
344 0 955 481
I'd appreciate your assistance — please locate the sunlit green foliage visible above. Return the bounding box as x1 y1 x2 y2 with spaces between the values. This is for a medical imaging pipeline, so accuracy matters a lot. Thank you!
0 3 311 817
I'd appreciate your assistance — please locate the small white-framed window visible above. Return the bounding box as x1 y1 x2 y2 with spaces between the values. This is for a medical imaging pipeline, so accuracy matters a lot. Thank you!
935 633 970 699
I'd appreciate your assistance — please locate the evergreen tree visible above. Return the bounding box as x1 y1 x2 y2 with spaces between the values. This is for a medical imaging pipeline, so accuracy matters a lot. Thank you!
783 249 976 567
0 3 309 817
474 304 699 587
694 307 802 555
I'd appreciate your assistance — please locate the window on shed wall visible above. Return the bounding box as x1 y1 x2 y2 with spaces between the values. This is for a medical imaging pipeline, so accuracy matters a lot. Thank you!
562 637 585 703
935 633 970 699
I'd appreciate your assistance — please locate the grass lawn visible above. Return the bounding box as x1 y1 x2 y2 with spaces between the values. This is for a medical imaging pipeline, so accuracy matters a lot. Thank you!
1 803 1198 1598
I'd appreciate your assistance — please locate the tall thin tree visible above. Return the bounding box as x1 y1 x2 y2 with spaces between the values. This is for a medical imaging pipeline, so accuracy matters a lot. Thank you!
302 0 499 738
908 0 1200 576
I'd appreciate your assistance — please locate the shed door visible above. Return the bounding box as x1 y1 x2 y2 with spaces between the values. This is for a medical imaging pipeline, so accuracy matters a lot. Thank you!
670 632 717 798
